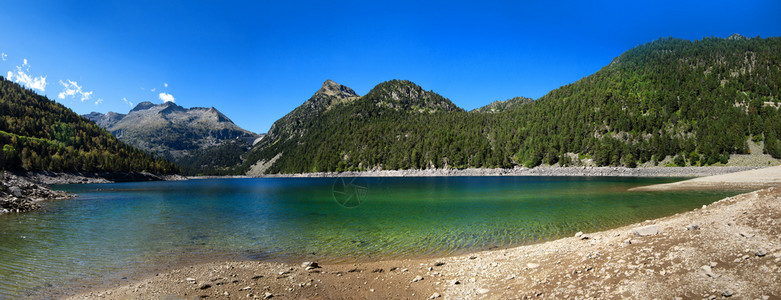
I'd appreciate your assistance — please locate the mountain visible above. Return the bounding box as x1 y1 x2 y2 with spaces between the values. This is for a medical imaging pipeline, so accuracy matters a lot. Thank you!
241 79 469 174
473 96 534 113
0 78 178 174
503 35 781 167
84 102 261 175
242 35 781 174
263 79 360 142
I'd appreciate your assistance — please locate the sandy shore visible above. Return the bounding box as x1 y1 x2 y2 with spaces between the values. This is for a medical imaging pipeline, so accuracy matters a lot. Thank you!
630 165 781 191
68 168 781 299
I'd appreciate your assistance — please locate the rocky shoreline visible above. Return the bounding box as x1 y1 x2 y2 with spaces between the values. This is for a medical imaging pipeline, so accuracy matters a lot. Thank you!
0 171 74 214
25 171 187 185
0 171 186 215
258 166 760 178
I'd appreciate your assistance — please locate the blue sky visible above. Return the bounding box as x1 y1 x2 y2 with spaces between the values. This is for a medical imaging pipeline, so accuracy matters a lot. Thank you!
1 1 779 133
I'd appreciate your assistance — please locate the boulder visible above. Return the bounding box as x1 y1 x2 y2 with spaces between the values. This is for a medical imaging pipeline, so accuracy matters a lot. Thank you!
632 225 661 236
301 261 320 270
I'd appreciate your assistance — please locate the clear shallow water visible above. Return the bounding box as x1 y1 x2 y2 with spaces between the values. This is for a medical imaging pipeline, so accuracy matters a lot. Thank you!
0 176 742 298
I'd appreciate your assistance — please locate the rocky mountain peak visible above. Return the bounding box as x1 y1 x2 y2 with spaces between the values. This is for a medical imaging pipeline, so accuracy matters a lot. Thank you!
130 101 156 112
316 79 359 99
365 80 463 113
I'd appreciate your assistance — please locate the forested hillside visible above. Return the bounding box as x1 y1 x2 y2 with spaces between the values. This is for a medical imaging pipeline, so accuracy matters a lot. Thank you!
241 35 781 174
505 35 781 167
0 78 178 173
473 96 533 113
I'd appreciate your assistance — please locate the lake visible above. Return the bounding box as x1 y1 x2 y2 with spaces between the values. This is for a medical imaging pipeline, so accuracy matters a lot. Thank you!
0 176 742 298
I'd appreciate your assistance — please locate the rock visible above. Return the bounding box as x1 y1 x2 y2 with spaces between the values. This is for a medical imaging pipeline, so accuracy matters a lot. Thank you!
412 275 424 282
9 186 22 197
434 262 446 266
429 292 442 299
526 263 540 269
301 262 320 270
701 265 719 278
739 231 755 238
186 277 196 282
756 249 767 257
722 289 734 297
632 225 661 236
477 288 490 294
451 280 461 285
223 292 230 296
240 286 252 291
575 231 583 238
469 256 477 260
199 283 211 290
264 292 273 299
685 224 699 230
624 238 632 245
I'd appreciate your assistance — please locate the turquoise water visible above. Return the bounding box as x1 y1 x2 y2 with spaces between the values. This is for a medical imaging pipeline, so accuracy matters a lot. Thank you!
0 176 742 298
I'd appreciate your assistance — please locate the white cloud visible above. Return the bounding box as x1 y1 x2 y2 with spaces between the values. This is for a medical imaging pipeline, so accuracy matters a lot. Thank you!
94 98 103 105
159 92 175 103
1 53 6 61
122 97 134 107
57 79 93 102
6 59 47 92
150 88 156 92
164 82 168 88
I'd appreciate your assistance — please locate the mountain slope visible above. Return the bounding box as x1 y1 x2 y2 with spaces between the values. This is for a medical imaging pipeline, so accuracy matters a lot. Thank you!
241 79 473 174
84 102 260 175
473 96 533 113
0 78 178 174
503 35 781 167
263 79 359 142
243 35 781 174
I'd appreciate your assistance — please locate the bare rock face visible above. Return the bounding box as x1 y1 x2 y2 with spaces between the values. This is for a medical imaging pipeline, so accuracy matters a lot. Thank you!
84 102 261 173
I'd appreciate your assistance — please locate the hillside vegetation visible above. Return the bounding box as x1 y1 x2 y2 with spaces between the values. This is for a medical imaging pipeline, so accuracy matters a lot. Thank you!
473 96 534 113
0 78 178 174
242 35 781 174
